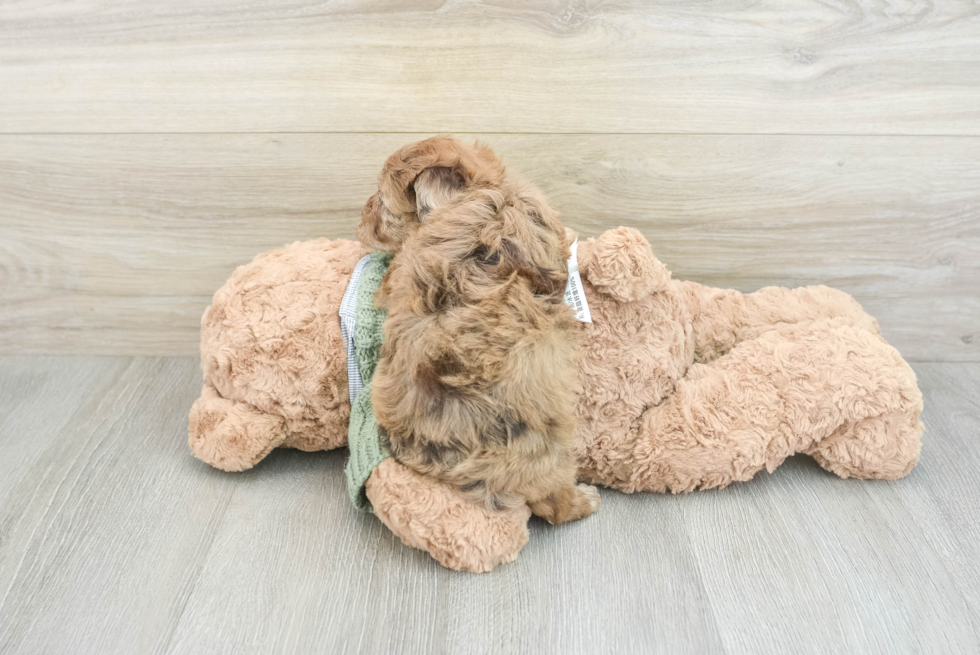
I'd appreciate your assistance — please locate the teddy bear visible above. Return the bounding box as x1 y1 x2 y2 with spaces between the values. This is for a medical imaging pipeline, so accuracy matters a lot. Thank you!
188 227 923 572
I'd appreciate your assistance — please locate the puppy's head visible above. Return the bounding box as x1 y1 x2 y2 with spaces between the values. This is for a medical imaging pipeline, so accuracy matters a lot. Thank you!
357 136 506 252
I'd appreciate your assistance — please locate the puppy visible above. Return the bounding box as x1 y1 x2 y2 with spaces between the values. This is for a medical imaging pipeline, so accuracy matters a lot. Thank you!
357 136 599 524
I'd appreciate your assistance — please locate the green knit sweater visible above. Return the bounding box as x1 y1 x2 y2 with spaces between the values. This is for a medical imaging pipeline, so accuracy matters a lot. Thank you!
344 252 393 512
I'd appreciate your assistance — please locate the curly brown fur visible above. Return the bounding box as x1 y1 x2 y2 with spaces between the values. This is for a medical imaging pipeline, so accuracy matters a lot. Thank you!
360 137 599 524
356 135 506 253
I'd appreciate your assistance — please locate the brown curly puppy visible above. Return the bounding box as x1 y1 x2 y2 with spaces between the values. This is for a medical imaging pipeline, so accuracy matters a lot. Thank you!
358 136 600 524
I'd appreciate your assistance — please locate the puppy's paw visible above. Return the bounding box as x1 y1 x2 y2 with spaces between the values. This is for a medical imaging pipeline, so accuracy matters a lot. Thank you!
530 483 600 524
577 483 601 513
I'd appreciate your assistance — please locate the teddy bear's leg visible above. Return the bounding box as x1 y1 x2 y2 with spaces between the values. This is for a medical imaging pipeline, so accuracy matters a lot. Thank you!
743 284 880 334
188 383 289 472
623 318 923 493
365 458 532 573
806 409 923 480
676 281 881 364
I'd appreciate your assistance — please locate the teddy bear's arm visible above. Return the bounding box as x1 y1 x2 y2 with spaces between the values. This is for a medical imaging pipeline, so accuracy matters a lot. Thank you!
676 280 880 364
189 384 289 472
365 458 532 573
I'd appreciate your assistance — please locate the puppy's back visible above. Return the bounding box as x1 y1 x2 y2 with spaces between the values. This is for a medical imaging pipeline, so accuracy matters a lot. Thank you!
373 181 584 510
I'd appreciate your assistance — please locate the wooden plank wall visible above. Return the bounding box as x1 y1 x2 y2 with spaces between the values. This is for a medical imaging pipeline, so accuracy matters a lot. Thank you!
1 1 978 360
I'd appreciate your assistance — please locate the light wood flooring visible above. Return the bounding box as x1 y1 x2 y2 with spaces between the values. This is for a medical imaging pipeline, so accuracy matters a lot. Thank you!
0 357 977 654
2 1 979 652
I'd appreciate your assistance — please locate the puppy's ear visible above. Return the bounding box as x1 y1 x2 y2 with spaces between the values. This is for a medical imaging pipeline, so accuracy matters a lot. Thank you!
356 191 387 251
485 184 569 299
413 166 466 222
359 136 506 252
385 136 505 218
496 238 567 298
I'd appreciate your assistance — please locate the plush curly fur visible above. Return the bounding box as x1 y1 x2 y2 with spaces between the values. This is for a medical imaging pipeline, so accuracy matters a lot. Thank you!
189 226 923 571
571 227 922 493
190 238 368 471
357 137 599 524
189 139 923 571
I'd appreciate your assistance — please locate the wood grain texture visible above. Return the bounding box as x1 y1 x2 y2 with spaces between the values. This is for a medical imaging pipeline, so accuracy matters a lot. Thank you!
168 456 725 654
0 357 978 654
0 357 238 655
889 364 980 620
1 1 979 134
1 133 977 359
3 0 977 649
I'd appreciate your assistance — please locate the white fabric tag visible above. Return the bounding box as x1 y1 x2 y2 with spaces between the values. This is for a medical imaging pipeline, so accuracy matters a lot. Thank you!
563 239 592 323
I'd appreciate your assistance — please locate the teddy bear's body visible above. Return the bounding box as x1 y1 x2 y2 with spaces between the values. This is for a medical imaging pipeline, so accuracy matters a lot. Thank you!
572 228 921 495
189 228 922 572
190 238 368 471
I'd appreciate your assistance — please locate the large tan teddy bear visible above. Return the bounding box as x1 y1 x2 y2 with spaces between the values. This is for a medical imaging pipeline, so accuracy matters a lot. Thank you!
188 229 923 572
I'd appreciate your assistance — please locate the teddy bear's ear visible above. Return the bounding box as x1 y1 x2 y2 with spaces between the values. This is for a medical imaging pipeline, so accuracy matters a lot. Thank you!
582 227 671 303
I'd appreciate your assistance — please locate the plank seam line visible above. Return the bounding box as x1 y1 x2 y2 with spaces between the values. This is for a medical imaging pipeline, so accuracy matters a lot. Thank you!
0 357 974 363
2 132 980 138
